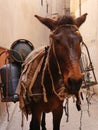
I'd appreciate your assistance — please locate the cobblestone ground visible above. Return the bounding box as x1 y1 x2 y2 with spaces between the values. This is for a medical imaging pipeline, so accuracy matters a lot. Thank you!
0 86 98 130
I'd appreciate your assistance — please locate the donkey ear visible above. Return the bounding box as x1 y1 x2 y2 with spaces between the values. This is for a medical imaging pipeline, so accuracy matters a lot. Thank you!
75 13 88 27
34 15 56 30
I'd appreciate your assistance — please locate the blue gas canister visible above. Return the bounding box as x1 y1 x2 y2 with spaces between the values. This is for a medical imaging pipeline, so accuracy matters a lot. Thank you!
0 63 21 101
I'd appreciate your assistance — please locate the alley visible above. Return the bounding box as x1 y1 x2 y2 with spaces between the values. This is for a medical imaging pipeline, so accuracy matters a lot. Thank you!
0 1 98 130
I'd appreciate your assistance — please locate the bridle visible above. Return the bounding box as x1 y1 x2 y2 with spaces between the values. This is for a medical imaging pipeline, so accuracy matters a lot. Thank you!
53 24 79 34
41 24 82 102
27 24 82 108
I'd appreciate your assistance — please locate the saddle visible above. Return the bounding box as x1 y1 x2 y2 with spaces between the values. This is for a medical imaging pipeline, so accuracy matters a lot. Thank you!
17 46 48 117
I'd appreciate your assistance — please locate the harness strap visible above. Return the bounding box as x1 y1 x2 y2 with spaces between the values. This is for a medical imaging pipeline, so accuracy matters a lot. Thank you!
52 41 62 76
41 47 51 102
52 41 67 100
28 57 44 96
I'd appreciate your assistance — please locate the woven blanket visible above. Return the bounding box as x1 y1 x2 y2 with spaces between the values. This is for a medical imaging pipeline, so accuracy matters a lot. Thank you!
16 45 47 93
17 45 66 118
16 45 48 118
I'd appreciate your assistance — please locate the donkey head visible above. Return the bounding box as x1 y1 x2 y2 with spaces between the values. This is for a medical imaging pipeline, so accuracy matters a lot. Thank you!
35 14 87 107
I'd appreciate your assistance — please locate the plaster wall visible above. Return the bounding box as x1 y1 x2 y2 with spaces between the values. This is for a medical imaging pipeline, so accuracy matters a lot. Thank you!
71 0 98 80
0 0 51 49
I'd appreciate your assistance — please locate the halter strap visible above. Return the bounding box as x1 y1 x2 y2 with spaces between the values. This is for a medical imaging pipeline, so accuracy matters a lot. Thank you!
41 38 68 102
53 24 79 33
41 24 81 102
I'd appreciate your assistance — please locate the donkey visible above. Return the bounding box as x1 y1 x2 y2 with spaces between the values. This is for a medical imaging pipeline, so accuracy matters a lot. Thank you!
19 13 87 130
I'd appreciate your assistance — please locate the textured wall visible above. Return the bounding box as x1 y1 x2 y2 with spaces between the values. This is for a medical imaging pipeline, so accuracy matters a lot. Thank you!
0 0 51 49
71 0 98 80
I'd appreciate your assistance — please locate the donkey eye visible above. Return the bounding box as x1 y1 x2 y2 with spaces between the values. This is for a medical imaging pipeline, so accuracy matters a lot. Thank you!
55 39 60 44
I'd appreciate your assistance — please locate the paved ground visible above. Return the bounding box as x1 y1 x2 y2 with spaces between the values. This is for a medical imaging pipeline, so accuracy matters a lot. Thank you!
0 86 98 130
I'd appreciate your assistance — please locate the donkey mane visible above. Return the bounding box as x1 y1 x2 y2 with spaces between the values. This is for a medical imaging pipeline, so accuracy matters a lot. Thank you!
56 15 75 26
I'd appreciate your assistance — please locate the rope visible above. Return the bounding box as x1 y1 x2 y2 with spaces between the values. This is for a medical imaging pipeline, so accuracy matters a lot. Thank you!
0 50 7 56
86 87 96 117
8 49 24 63
41 38 67 102
21 112 24 129
79 87 96 130
52 41 62 76
64 97 69 122
28 58 44 96
0 49 18 121
47 44 64 100
46 44 55 92
47 55 57 95
47 54 65 100
0 49 24 63
41 47 51 103
79 109 83 130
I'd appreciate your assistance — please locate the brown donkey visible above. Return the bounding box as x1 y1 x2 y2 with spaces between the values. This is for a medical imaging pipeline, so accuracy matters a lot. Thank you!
19 13 87 130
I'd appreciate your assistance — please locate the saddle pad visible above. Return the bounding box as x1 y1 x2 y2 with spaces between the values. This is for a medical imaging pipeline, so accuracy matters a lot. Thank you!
16 45 47 94
17 46 48 118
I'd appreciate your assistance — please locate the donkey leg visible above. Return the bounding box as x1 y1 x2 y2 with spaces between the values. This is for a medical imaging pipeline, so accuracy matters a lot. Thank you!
29 116 34 130
41 112 47 130
29 112 41 130
52 106 63 130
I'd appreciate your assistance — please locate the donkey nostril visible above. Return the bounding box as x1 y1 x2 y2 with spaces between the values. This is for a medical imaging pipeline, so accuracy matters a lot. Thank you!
78 78 83 85
68 78 75 86
68 77 82 86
